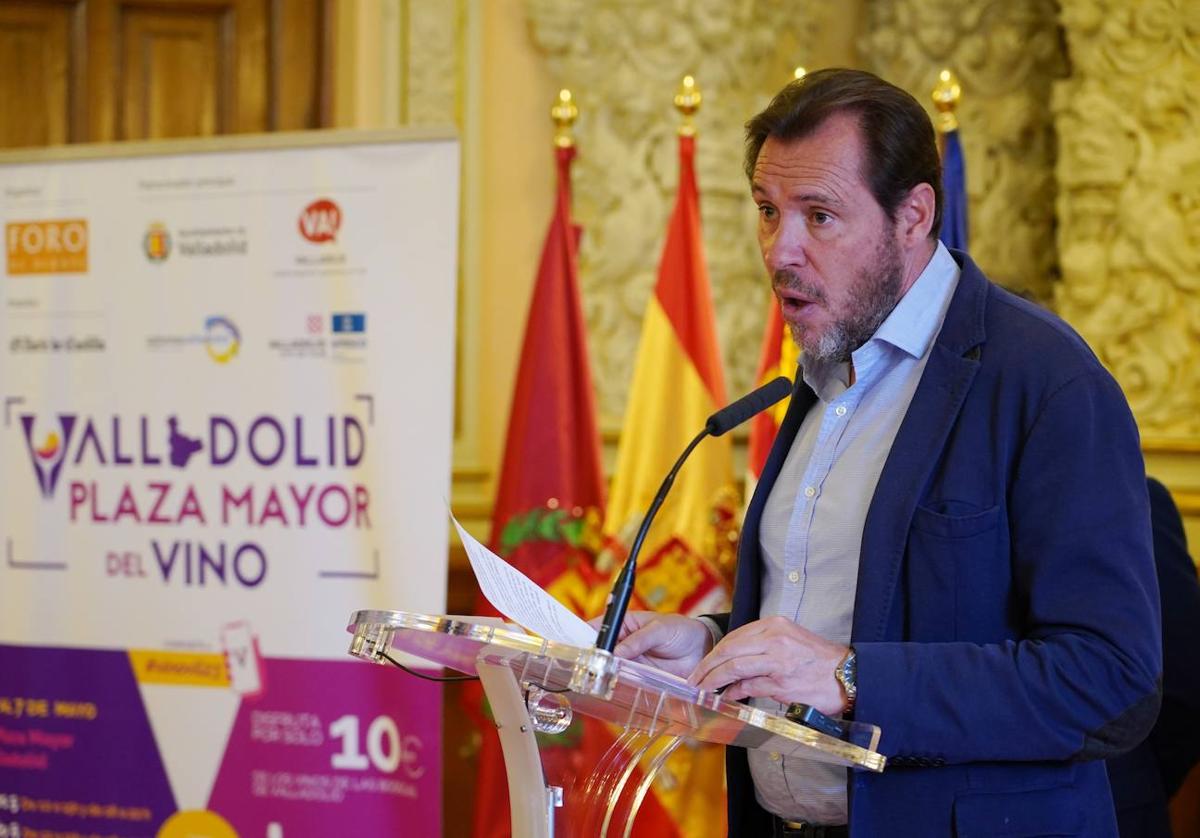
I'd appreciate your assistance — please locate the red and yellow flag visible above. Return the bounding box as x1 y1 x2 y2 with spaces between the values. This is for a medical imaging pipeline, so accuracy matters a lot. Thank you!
745 299 798 495
602 131 733 837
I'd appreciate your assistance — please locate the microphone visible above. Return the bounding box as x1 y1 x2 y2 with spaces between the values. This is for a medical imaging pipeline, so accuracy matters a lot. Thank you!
705 376 793 437
594 375 793 652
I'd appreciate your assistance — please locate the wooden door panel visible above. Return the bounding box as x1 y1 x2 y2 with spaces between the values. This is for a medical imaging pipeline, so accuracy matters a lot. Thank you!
0 1 83 148
119 5 229 139
269 0 330 130
0 0 327 147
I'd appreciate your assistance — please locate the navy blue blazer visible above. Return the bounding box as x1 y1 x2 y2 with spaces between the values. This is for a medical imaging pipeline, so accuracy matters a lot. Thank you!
723 251 1162 836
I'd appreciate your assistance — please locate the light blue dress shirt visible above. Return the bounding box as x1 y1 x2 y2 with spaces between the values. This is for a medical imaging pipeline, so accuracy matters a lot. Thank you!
748 242 960 823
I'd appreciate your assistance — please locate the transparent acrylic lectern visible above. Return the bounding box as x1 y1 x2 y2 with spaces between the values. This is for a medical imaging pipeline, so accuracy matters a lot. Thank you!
346 610 885 837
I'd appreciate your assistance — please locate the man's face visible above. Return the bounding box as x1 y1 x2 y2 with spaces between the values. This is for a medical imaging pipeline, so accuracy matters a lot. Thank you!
752 113 905 364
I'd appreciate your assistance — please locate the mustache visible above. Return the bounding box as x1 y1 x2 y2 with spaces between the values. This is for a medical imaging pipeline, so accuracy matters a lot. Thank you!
772 269 827 305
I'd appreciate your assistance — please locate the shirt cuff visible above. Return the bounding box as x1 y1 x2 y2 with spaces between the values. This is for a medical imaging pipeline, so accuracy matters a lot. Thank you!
696 615 725 650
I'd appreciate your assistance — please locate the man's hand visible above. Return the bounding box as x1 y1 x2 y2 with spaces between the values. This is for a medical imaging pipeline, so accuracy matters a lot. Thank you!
600 611 714 680
688 616 849 715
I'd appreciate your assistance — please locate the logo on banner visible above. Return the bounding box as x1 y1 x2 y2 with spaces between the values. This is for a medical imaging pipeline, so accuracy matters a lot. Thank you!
144 222 172 262
9 408 372 588
19 414 77 498
6 219 89 275
330 312 367 361
9 334 106 354
205 316 241 363
143 221 248 261
146 316 241 363
299 199 341 244
331 313 365 334
268 313 367 360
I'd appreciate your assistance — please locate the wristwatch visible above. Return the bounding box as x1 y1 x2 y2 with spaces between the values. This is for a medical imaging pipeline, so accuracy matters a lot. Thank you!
835 647 857 713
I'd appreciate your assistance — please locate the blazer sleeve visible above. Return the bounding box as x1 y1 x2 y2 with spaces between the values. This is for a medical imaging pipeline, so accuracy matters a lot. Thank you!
853 369 1162 764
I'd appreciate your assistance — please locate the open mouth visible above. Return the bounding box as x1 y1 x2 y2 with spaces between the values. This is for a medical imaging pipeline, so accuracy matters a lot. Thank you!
775 288 818 318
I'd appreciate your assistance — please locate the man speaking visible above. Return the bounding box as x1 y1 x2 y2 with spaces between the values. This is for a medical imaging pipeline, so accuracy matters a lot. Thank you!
612 69 1161 837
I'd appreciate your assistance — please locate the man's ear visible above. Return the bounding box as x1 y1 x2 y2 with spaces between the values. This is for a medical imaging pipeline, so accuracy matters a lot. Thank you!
895 182 937 244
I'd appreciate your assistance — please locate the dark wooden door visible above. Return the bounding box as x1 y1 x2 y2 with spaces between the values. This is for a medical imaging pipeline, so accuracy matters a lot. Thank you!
0 0 331 148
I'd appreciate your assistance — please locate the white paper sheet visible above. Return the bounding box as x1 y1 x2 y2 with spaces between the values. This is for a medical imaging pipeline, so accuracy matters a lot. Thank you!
452 517 598 647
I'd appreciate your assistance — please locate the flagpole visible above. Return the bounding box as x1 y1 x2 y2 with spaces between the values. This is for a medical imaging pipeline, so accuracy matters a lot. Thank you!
932 68 962 150
551 88 577 149
932 68 969 250
674 74 700 137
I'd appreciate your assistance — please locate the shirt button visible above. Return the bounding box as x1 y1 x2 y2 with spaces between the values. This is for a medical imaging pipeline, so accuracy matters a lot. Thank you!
788 570 800 583
770 752 781 762
804 486 816 498
835 405 847 417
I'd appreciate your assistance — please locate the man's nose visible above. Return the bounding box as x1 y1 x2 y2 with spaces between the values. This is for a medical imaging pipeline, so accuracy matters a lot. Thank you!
762 219 809 272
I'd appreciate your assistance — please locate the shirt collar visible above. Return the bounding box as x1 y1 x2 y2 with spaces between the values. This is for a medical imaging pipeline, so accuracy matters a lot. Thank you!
871 240 959 360
799 241 960 397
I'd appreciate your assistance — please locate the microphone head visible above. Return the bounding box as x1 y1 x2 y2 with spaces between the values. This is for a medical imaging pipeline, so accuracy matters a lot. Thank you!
705 376 792 437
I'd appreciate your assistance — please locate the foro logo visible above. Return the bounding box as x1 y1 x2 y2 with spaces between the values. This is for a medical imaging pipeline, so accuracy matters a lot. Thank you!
6 219 89 274
298 199 341 244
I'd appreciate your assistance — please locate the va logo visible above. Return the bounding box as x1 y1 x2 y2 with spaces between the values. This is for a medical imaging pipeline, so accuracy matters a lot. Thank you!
20 414 76 498
298 199 341 244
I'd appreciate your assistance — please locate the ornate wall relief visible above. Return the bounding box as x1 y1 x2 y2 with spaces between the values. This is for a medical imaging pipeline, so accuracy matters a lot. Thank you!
859 0 1066 300
403 2 464 126
1053 0 1200 439
525 0 812 428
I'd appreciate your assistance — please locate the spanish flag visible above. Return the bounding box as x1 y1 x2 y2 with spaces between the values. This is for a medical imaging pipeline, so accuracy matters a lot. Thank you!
603 130 732 837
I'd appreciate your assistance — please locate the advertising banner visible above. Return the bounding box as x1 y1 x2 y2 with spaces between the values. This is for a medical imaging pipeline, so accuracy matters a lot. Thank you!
0 131 459 837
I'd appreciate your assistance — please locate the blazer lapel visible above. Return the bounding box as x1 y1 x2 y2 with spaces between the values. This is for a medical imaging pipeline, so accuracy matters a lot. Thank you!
851 250 989 643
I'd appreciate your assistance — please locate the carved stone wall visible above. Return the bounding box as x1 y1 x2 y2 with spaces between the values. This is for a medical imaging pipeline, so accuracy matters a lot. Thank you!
859 0 1067 301
1053 0 1200 440
403 1 464 126
525 0 812 428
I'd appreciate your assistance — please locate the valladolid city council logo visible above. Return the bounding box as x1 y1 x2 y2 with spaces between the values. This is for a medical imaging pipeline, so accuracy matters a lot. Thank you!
144 222 172 262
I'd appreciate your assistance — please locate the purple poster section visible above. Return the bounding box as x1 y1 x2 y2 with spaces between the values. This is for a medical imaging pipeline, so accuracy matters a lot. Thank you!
209 657 441 837
0 647 441 837
0 645 177 836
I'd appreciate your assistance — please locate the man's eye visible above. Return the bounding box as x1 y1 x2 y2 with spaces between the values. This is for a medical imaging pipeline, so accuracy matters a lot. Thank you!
758 205 776 220
811 211 832 225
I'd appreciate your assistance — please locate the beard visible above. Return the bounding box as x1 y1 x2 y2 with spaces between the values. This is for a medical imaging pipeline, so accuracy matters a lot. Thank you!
775 233 905 365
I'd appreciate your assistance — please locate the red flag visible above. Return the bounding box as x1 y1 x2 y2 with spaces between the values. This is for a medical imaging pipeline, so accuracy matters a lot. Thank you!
468 145 677 837
487 145 606 588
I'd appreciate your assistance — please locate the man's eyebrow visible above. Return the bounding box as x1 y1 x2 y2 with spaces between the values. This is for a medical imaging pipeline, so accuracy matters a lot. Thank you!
751 183 844 208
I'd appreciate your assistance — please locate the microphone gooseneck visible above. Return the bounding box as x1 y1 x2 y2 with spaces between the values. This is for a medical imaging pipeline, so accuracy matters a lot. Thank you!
593 375 793 653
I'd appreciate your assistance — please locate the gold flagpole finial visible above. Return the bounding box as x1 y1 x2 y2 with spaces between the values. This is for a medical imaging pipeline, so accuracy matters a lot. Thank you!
931 69 961 134
674 74 701 137
793 65 807 80
552 88 578 148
